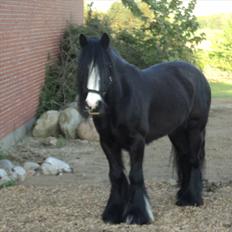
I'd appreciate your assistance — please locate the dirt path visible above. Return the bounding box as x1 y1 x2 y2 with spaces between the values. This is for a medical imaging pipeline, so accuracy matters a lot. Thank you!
0 99 231 231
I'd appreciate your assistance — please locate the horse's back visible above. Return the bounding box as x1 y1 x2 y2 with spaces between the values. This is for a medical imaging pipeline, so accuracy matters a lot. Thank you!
142 61 211 110
141 61 211 141
143 61 206 85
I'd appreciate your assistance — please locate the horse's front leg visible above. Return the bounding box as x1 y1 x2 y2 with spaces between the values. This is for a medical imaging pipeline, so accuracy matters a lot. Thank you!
100 139 129 224
124 134 154 225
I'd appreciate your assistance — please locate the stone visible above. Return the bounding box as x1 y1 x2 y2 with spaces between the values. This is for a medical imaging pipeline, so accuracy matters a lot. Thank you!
76 118 99 141
0 159 14 174
41 157 73 175
0 169 11 186
24 161 40 175
41 136 58 146
11 166 26 182
41 163 58 175
59 108 83 139
32 110 60 138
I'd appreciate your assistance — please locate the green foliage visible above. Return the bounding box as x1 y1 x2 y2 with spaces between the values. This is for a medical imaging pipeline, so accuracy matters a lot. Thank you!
194 50 209 70
111 0 204 67
121 0 144 18
197 14 232 72
209 21 232 71
198 13 232 30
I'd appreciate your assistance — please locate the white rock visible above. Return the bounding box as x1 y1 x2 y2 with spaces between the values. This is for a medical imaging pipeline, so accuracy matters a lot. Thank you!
41 162 58 175
11 166 26 182
0 169 11 185
0 160 14 174
9 171 18 181
76 118 99 141
0 169 8 177
59 108 83 139
41 157 72 175
32 110 60 138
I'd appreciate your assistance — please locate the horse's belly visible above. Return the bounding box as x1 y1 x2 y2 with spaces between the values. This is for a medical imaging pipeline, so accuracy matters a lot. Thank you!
145 129 170 144
145 113 188 143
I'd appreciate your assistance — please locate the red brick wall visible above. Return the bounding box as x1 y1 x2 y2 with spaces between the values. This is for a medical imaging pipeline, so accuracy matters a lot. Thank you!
0 0 84 139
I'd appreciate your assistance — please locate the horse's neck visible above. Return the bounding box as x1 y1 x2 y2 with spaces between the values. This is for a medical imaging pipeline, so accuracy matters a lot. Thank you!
110 55 143 112
114 55 141 89
112 50 135 71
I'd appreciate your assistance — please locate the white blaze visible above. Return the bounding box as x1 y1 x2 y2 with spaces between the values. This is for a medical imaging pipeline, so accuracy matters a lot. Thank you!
86 62 102 109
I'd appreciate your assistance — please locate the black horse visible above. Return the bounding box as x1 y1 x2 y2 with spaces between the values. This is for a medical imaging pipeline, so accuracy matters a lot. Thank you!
77 33 211 225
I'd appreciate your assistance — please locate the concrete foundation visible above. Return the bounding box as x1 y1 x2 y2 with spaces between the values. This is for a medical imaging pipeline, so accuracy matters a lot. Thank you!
0 118 35 150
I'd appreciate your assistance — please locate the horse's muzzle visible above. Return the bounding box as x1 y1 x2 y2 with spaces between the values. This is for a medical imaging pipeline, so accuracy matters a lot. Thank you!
84 100 106 116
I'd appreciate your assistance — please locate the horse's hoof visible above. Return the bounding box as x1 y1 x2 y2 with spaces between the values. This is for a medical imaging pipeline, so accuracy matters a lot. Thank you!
176 190 203 207
124 208 154 225
102 204 124 224
176 199 203 206
124 213 153 225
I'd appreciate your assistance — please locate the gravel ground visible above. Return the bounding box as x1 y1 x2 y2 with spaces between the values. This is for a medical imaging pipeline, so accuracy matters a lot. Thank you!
0 99 232 232
0 182 231 232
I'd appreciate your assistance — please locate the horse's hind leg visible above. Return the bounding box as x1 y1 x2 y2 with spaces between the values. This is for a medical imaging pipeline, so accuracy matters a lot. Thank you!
182 126 205 206
124 133 154 225
169 125 205 206
100 139 129 224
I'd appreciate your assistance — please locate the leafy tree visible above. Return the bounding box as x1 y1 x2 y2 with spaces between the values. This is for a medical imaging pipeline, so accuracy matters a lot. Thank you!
110 0 204 67
209 21 232 71
198 13 232 30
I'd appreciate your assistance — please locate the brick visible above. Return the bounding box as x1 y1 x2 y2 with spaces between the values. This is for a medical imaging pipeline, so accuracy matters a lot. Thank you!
0 0 83 139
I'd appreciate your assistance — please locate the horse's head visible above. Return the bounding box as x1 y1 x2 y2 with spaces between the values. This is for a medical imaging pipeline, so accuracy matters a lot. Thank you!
78 33 113 116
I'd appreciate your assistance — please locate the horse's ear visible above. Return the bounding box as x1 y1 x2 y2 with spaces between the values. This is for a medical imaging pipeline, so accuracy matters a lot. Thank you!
79 34 88 47
100 33 110 49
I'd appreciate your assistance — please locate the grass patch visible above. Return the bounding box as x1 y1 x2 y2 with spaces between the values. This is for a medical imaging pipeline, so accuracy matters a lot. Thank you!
0 180 16 189
56 137 67 148
210 81 232 98
203 66 232 98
